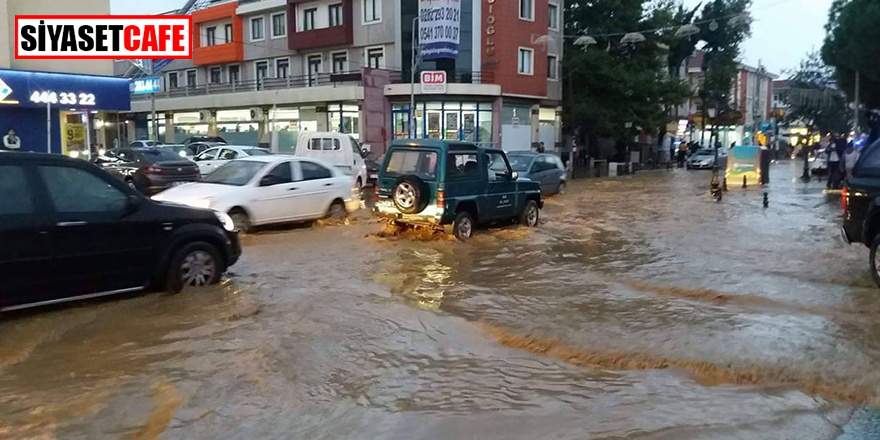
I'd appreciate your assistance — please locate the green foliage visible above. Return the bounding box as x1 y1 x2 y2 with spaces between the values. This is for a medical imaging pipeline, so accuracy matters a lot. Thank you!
696 0 752 111
822 0 880 109
784 51 851 135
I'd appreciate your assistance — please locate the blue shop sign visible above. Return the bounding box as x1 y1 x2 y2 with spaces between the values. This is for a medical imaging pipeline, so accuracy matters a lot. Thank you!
131 77 163 94
0 69 130 111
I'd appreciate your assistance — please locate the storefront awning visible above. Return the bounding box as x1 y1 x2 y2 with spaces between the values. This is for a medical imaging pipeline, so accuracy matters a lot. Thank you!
0 69 130 111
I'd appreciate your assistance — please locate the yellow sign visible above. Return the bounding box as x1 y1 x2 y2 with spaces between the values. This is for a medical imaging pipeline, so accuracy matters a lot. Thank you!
62 123 86 155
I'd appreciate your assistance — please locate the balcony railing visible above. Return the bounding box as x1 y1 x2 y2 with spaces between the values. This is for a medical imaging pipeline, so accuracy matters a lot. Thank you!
131 71 382 101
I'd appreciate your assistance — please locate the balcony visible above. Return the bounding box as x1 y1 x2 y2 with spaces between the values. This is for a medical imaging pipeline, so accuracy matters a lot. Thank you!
287 0 353 50
130 71 393 101
192 2 244 66
193 42 244 66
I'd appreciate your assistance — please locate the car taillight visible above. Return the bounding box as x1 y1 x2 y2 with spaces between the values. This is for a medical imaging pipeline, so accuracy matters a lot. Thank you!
145 166 163 174
373 188 380 202
436 189 445 209
842 186 848 213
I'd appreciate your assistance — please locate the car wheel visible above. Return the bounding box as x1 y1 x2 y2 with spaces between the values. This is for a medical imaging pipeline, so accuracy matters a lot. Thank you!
125 178 137 190
166 242 223 293
453 211 475 240
519 200 540 227
356 178 364 199
557 181 567 195
393 175 428 214
326 200 347 219
229 210 251 233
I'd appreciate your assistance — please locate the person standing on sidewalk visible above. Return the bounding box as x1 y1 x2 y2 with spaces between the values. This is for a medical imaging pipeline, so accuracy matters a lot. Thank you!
827 137 844 189
2 129 20 151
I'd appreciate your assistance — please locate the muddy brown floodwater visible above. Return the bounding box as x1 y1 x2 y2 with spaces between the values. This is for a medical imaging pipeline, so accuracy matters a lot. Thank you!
3 162 880 439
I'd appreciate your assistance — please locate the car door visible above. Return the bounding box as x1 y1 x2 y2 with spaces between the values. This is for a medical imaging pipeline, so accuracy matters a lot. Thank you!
36 163 164 299
528 157 549 193
0 163 54 309
543 156 563 192
195 147 221 175
249 160 299 224
295 160 338 218
484 150 518 221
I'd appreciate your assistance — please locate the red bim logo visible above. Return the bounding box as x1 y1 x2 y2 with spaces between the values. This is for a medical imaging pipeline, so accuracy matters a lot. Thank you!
15 16 192 59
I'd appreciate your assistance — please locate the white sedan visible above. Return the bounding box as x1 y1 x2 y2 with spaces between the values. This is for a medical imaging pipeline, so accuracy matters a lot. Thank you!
152 156 360 232
193 145 271 176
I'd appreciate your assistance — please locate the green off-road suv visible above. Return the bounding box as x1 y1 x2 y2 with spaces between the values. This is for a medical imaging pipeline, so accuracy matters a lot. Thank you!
374 140 543 240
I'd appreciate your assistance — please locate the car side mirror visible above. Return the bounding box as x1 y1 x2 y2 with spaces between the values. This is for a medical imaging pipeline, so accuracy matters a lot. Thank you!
260 175 283 187
123 194 141 216
361 148 369 158
511 171 519 181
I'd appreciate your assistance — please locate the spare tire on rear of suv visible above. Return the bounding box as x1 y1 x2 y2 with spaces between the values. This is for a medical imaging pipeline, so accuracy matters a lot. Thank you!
393 175 430 214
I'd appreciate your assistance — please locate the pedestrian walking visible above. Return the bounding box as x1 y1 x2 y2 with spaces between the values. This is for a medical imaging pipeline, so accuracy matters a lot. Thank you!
2 129 20 151
827 137 844 189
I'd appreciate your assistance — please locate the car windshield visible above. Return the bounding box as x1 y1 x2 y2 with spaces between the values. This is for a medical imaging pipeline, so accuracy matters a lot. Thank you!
507 155 534 172
244 148 270 156
141 149 188 162
384 149 438 180
202 160 266 186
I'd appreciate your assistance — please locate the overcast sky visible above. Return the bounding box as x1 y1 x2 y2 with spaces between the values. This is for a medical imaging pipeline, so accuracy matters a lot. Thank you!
111 0 832 77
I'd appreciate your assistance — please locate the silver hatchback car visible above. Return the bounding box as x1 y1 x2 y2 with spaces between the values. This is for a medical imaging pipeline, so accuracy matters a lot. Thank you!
507 152 567 195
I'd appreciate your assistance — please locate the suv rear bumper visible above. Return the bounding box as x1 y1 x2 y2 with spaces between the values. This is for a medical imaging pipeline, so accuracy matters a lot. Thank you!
374 202 446 226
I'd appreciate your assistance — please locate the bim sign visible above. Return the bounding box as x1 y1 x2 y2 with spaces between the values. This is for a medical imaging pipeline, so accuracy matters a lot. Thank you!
15 16 192 59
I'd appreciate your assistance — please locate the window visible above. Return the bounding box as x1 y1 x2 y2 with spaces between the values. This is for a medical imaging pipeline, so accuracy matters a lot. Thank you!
197 148 220 161
548 3 559 29
309 138 340 151
210 66 222 84
384 150 438 180
276 59 290 78
205 26 216 46
219 149 239 160
447 153 480 179
263 162 293 185
363 0 380 23
548 54 558 80
300 161 333 181
366 47 384 69
307 55 322 86
518 48 534 75
256 61 269 82
229 65 241 84
251 17 265 41
39 166 127 214
225 24 233 43
329 3 343 27
303 8 317 31
332 52 348 73
486 152 512 181
186 70 197 87
0 166 34 215
168 72 179 89
272 12 286 37
519 0 534 21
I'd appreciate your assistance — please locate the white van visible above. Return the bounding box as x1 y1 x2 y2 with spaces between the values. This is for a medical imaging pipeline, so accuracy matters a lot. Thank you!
294 132 369 192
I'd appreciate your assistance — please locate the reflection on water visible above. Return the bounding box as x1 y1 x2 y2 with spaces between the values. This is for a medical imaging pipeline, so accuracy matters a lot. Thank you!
0 163 877 439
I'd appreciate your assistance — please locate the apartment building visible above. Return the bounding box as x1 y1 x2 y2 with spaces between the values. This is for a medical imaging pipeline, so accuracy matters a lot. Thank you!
129 0 563 155
0 0 130 155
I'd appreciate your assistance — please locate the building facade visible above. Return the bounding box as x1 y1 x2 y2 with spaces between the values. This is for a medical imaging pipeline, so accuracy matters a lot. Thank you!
0 0 128 155
128 0 563 156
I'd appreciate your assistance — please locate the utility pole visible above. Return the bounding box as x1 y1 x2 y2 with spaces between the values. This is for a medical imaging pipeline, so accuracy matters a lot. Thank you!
854 71 861 137
46 100 51 154
410 17 420 138
149 59 158 145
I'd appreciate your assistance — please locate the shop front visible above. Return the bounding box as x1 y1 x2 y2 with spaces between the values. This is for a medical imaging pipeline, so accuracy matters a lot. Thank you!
391 100 495 147
0 69 130 156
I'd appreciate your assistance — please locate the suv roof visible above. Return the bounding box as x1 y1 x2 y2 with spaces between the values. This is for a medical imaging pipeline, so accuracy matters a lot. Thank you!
390 139 481 151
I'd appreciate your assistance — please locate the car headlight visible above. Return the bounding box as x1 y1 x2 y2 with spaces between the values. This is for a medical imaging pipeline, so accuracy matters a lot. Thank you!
215 211 235 232
191 198 213 209
179 150 188 158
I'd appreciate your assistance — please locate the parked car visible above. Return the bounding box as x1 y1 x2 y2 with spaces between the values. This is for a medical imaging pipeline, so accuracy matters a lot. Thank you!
687 148 729 170
128 140 162 149
99 147 200 195
153 156 360 232
192 145 271 176
186 141 224 157
842 138 880 287
0 152 241 311
374 139 543 240
294 132 368 194
507 151 567 195
183 136 227 145
157 144 192 159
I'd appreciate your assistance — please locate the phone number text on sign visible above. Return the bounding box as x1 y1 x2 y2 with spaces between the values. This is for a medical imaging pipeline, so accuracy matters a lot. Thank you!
30 91 96 106
418 0 461 60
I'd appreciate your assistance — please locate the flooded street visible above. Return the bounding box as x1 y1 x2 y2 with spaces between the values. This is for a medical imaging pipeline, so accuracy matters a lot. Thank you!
3 161 880 439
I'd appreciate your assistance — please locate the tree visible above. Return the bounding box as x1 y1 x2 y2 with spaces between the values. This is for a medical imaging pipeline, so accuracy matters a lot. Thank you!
822 0 880 140
784 52 850 136
696 0 752 113
563 0 692 156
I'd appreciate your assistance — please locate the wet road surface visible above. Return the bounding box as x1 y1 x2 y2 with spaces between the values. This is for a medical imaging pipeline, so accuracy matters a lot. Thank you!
2 161 879 439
